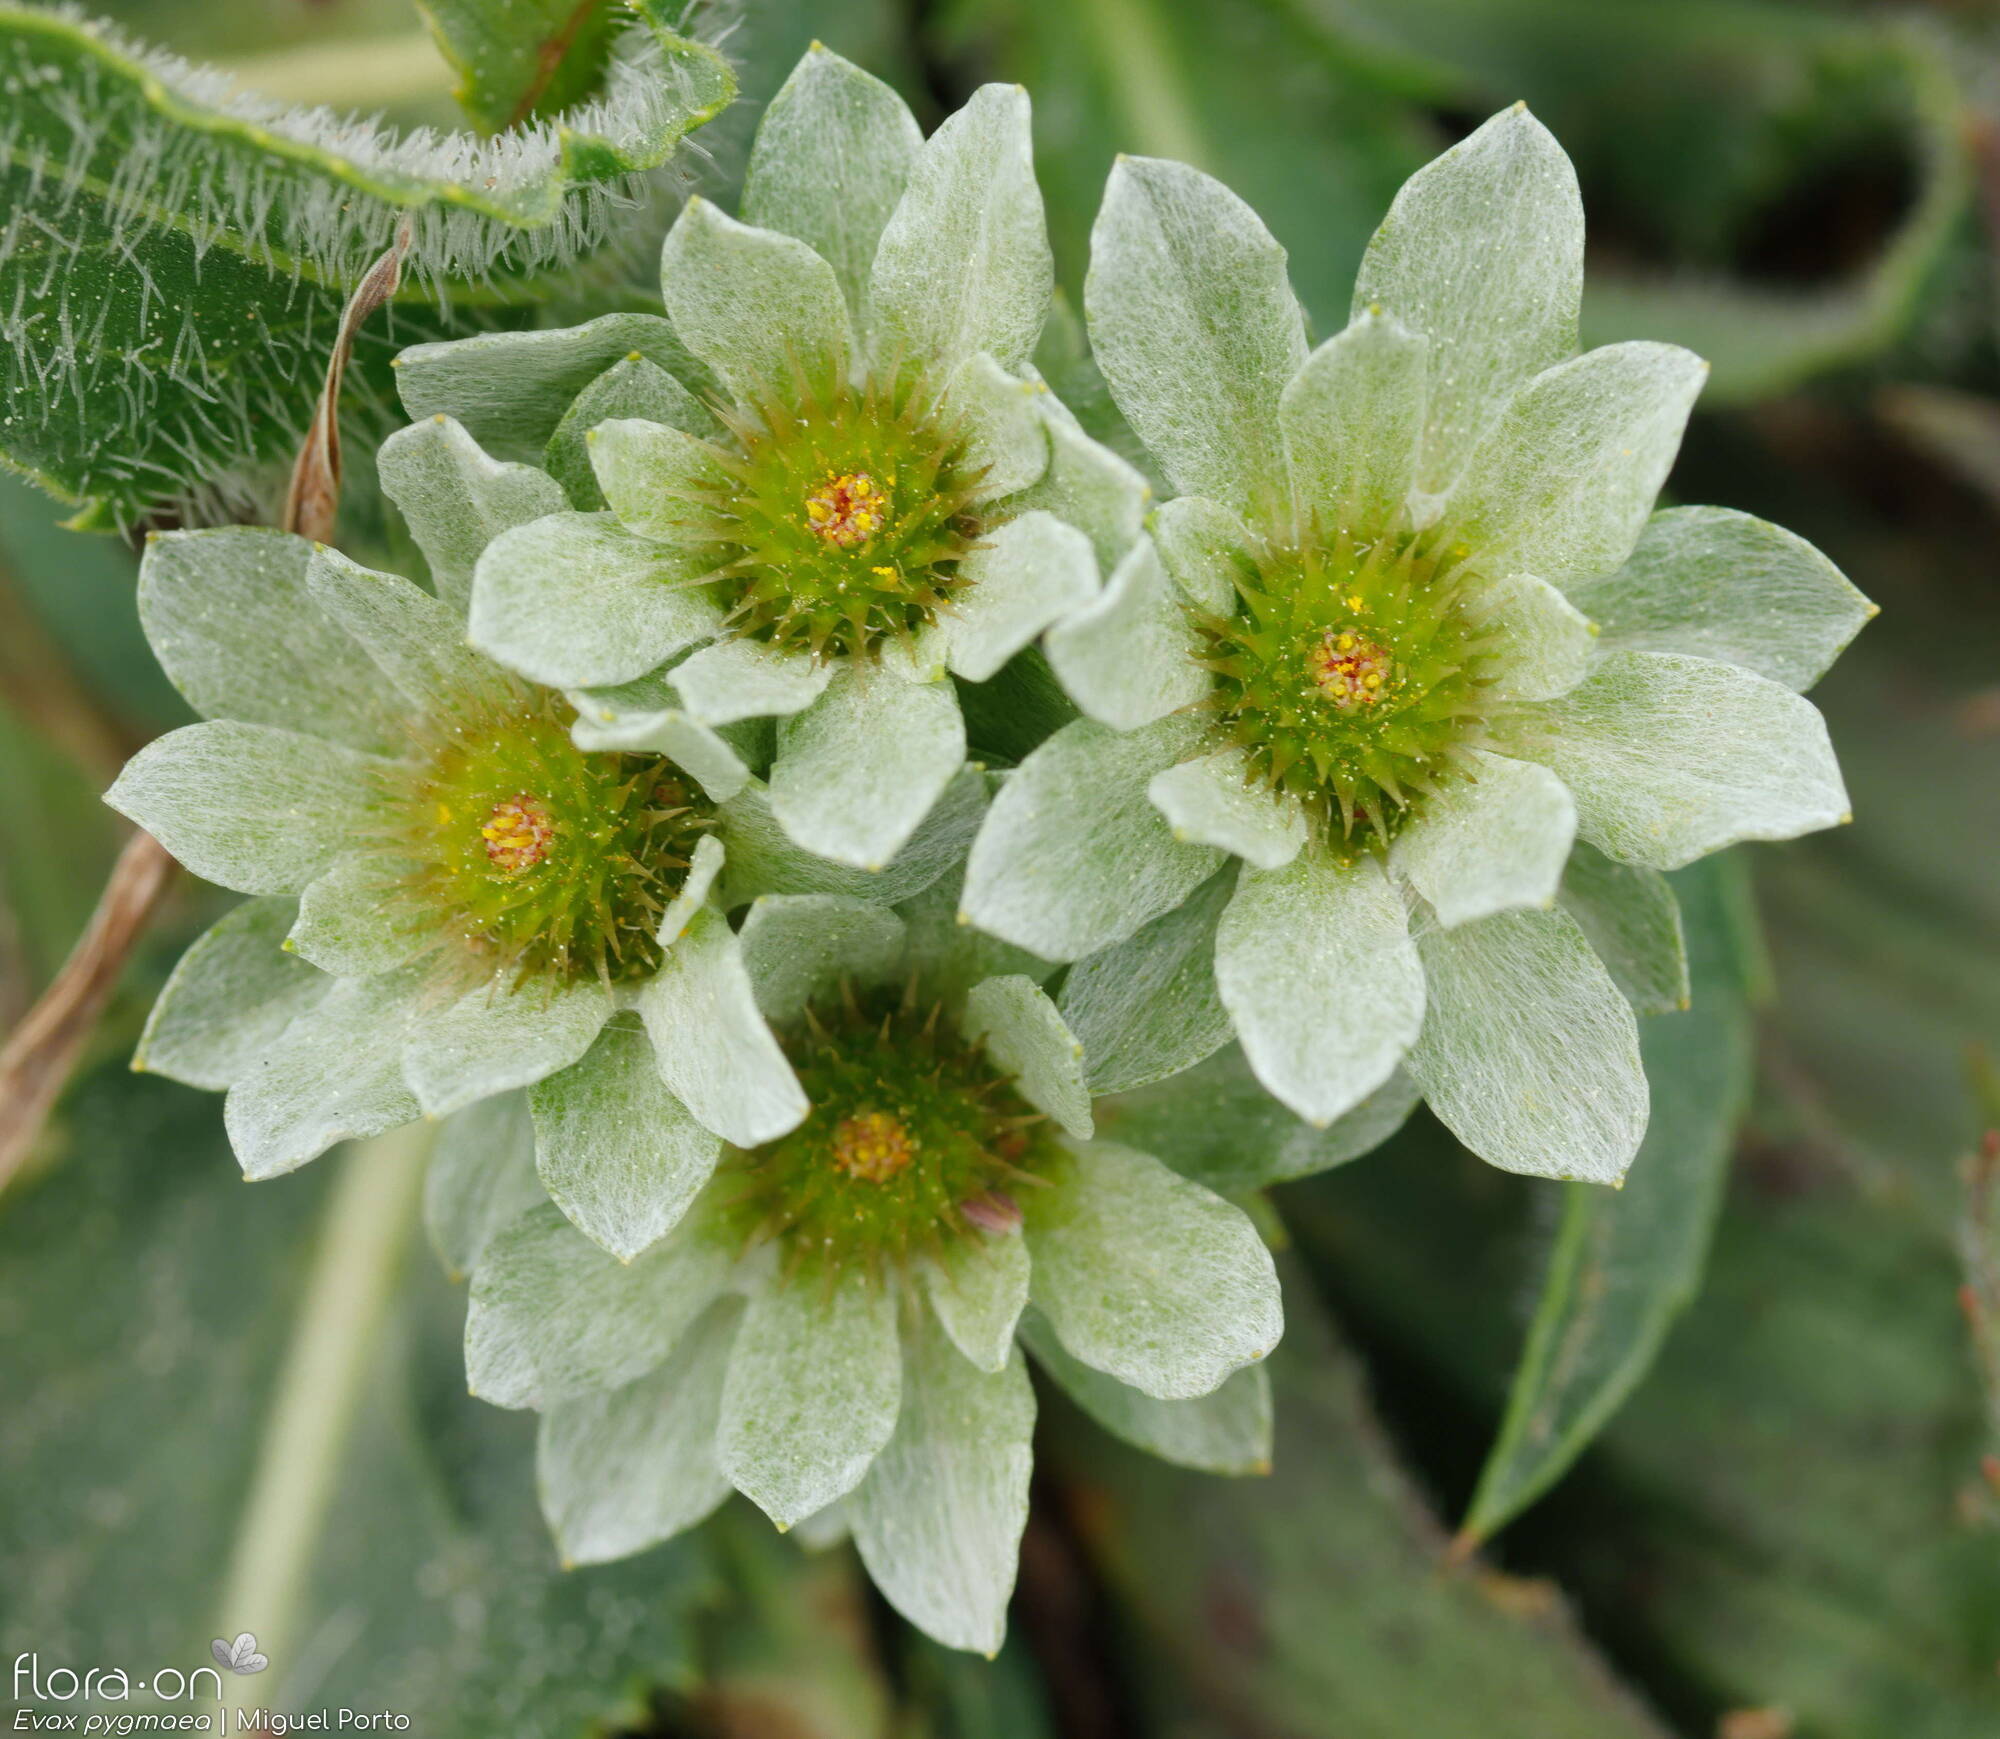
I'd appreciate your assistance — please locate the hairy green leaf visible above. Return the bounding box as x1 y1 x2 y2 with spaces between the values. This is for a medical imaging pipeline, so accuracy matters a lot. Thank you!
0 1 732 529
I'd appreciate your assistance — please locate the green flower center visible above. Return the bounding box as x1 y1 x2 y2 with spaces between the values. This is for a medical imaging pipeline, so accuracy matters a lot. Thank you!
699 377 986 659
369 687 714 988
717 986 1061 1283
1194 529 1503 850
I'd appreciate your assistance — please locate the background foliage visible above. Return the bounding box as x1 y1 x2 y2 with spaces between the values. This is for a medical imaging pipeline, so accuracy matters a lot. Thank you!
2 0 1998 1734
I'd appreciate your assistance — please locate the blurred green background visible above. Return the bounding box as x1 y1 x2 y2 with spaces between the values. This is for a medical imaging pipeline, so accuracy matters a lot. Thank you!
2 0 1998 1734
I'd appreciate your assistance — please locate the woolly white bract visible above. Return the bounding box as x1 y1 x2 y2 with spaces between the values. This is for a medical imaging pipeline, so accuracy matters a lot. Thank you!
962 109 1872 1184
449 882 1281 1656
398 46 1147 873
106 464 982 1191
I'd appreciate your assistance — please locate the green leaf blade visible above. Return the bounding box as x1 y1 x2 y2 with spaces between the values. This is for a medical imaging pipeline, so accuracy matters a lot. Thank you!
1457 854 1756 1546
0 2 733 528
0 1061 715 1732
1041 1253 1676 1739
418 0 626 134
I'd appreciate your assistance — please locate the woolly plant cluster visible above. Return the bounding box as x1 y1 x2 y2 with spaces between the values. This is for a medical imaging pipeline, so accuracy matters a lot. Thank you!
106 48 1870 1657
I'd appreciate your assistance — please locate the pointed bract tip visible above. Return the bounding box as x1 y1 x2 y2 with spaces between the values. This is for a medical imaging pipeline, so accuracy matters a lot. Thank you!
955 909 973 926
774 1519 790 1535
625 350 644 363
1252 1458 1273 1476
808 38 827 51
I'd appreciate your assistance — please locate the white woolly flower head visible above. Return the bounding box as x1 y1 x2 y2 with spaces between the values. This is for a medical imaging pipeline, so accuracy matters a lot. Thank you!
452 877 1282 1656
962 108 1874 1187
105 495 976 1183
393 45 1150 877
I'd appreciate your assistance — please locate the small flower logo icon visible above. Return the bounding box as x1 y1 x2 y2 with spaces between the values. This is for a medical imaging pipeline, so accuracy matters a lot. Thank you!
210 1633 268 1676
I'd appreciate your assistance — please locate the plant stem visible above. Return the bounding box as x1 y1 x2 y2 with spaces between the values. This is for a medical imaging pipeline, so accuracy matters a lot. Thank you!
0 830 176 1195
211 1121 433 1712
1074 0 1207 167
